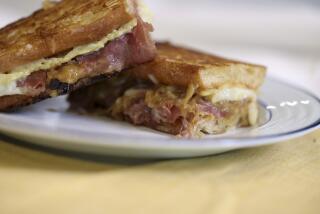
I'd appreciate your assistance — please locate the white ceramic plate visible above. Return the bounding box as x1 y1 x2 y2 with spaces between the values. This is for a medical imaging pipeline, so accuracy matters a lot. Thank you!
0 78 319 158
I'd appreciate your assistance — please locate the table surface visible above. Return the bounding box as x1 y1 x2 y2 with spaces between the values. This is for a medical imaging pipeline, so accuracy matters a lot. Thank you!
0 130 319 214
0 2 319 213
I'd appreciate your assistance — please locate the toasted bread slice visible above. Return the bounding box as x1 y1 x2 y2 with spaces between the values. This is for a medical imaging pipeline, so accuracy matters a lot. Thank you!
0 0 156 111
0 0 136 73
131 43 266 90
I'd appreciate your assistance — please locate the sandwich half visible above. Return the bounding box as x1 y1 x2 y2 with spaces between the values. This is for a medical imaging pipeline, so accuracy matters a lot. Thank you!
0 0 156 111
68 43 266 137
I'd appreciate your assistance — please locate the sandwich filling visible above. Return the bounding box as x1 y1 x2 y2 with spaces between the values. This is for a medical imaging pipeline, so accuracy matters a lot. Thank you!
0 0 154 98
68 74 259 137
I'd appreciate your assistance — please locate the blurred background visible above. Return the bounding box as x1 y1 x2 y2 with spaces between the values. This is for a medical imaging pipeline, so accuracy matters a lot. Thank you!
0 0 319 95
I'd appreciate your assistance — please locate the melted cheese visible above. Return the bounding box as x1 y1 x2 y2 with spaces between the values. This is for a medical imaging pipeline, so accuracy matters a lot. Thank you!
248 101 258 125
137 0 153 23
0 77 23 96
200 87 258 125
183 84 196 104
208 88 256 103
0 19 137 96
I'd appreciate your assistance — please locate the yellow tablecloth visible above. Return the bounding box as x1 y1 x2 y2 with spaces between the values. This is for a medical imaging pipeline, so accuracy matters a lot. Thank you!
0 130 319 214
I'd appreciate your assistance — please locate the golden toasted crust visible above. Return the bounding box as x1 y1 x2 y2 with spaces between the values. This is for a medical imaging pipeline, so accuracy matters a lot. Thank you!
131 43 267 90
0 0 135 73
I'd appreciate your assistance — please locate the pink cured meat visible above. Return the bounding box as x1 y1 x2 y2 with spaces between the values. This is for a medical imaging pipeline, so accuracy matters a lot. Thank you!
122 97 226 137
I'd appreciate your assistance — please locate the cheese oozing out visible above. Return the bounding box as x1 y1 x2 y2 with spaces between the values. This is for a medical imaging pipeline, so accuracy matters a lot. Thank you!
199 87 258 125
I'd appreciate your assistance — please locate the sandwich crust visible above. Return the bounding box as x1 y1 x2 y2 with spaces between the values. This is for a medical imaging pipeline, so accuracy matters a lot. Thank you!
131 43 267 90
0 0 136 73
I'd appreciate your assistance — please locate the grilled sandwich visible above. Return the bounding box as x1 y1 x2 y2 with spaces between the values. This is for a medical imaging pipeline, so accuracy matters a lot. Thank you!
0 0 156 111
68 43 266 137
